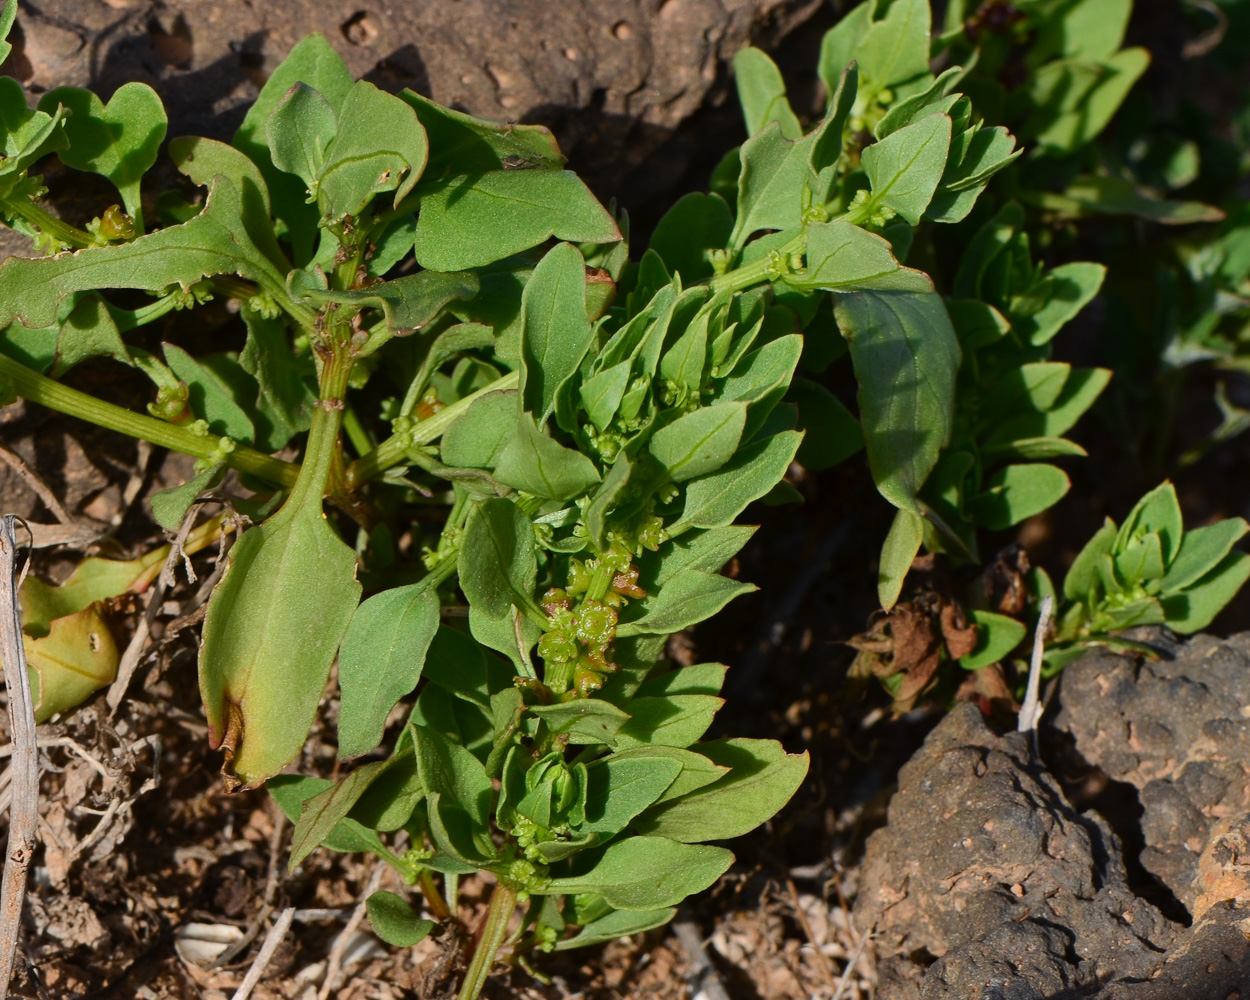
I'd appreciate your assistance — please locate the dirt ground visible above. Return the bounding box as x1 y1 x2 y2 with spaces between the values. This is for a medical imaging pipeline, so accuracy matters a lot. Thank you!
2 1 1250 999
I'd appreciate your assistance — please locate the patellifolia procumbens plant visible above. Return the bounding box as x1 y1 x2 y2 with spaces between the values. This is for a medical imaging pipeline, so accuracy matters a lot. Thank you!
0 0 1202 991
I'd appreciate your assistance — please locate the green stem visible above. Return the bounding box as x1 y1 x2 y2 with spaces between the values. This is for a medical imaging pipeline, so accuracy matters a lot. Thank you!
0 353 300 488
4 196 97 250
346 370 521 488
708 231 807 295
458 882 518 1000
292 345 353 509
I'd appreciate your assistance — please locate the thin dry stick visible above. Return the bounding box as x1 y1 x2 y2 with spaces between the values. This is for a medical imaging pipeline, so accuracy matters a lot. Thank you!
0 445 71 524
230 906 295 1000
830 927 873 1000
318 864 384 1000
0 516 39 1000
1017 594 1054 743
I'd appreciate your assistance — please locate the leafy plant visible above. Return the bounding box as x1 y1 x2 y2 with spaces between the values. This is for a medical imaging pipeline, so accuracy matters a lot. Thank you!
2 0 1247 992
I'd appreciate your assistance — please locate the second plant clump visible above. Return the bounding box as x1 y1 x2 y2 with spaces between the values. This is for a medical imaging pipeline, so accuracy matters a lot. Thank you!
2 0 1248 993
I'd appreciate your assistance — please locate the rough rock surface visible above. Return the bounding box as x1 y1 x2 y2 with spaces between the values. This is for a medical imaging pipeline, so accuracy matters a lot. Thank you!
861 635 1250 999
1055 632 1250 918
855 703 1177 1000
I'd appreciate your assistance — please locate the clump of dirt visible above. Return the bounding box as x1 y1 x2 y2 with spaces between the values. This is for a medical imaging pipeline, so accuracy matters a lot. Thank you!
858 635 1250 1000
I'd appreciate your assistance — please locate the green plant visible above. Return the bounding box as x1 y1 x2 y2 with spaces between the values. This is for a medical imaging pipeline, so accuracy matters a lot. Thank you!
2 0 1246 992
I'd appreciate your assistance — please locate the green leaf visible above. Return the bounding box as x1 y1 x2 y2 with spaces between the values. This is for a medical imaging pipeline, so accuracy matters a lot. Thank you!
580 361 632 432
547 837 734 910
398 88 564 176
289 759 393 867
852 0 931 93
960 611 1027 670
267 775 390 856
648 193 734 283
648 528 756 587
52 293 129 375
150 463 225 532
337 582 440 758
1044 174 1222 225
1064 518 1116 602
553 907 677 950
163 343 255 440
836 291 959 515
878 508 924 611
494 413 601 501
318 80 427 217
617 570 755 637
366 891 435 947
441 390 516 469
303 271 479 335
731 123 814 248
967 464 1071 531
1115 482 1184 565
732 48 801 139
718 336 803 408
239 306 314 450
633 738 808 843
861 114 952 226
1160 519 1250 594
674 431 802 531
232 33 353 263
808 62 859 204
199 479 362 788
785 221 932 294
38 83 167 223
529 700 632 746
414 171 618 271
459 498 538 620
613 695 723 749
926 125 1021 223
649 403 747 483
1160 553 1250 634
0 0 14 65
875 66 962 139
1027 49 1150 155
789 377 863 471
1012 262 1105 346
1115 532 1166 587
267 82 337 190
580 756 682 835
0 177 288 330
519 242 595 422
414 724 496 863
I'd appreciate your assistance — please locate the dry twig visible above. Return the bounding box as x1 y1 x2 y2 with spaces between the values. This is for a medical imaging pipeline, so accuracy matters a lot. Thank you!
1017 594 1053 746
0 516 39 1000
230 906 295 1000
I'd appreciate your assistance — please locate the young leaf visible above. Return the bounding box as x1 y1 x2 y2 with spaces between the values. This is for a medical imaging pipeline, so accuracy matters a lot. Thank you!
878 508 924 611
967 463 1071 531
613 695 723 749
163 343 256 441
731 122 814 248
732 48 802 139
317 81 427 217
366 891 436 947
673 431 802 531
441 390 517 469
648 193 734 283
960 611 1027 670
648 403 747 483
337 581 440 758
836 291 959 515
149 463 225 533
1115 482 1184 565
493 413 601 501
553 907 677 950
579 756 682 835
232 32 353 263
647 527 756 587
289 759 393 867
267 82 338 190
414 171 619 271
528 700 632 746
37 83 167 227
617 570 755 637
1160 553 1250 633
785 221 932 294
632 738 808 843
519 242 595 422
546 836 734 910
459 498 538 620
1012 262 1105 346
1064 518 1117 602
860 114 952 225
1159 519 1250 595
